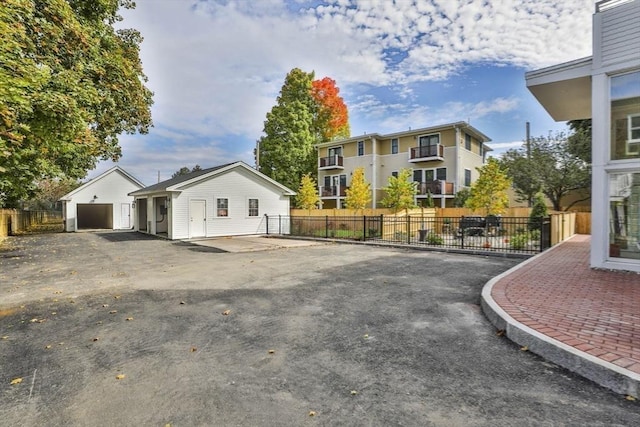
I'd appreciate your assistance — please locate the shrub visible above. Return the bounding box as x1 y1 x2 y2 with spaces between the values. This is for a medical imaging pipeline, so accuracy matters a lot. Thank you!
510 233 530 250
529 192 548 231
425 232 444 245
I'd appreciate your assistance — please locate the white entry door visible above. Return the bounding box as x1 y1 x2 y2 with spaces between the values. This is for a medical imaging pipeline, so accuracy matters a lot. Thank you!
189 200 206 238
120 203 131 229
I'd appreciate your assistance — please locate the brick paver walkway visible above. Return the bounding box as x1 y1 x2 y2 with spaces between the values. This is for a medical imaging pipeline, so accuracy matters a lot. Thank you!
491 234 640 375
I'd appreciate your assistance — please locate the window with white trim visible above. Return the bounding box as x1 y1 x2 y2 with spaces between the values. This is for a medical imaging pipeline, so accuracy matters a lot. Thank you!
464 134 471 151
248 199 259 217
217 198 228 217
391 138 398 154
610 71 640 160
357 140 364 156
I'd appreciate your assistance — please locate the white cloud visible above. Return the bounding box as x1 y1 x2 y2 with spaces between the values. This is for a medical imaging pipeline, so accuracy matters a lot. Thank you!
96 0 595 183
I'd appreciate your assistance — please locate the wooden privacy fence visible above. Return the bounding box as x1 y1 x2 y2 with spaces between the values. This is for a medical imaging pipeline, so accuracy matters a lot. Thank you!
0 209 62 238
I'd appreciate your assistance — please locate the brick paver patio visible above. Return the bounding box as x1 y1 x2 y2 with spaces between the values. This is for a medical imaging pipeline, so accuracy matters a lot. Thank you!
490 234 640 376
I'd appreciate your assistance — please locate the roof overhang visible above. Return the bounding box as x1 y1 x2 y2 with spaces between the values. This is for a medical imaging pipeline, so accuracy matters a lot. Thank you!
525 57 593 121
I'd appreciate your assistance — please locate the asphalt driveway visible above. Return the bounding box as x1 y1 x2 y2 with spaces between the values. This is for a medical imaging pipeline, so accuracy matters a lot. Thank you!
0 232 638 426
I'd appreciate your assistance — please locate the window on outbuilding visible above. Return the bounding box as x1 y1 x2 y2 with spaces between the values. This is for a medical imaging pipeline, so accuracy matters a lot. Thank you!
217 198 228 217
248 199 259 217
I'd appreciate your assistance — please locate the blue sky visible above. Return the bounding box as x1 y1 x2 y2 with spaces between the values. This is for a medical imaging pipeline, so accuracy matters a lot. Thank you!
90 0 596 185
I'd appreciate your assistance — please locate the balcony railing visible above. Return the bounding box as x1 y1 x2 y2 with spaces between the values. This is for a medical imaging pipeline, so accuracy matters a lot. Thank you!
416 181 454 195
409 144 444 161
320 185 347 197
319 155 344 169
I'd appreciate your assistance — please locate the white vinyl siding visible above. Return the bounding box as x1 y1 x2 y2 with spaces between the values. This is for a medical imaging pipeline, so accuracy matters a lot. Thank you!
62 168 142 232
168 168 290 239
599 1 640 67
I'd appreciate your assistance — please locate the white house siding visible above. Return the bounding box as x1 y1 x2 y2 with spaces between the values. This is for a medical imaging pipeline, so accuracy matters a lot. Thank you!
170 168 290 239
63 170 141 232
596 1 640 68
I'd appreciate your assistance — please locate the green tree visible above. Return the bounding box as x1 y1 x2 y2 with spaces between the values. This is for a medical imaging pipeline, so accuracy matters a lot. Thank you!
528 192 549 231
295 173 320 210
256 68 351 190
172 165 202 178
452 187 471 208
0 0 153 207
345 167 371 211
24 177 80 210
257 68 317 191
500 148 542 207
465 158 511 216
381 169 417 212
567 119 592 164
501 133 590 211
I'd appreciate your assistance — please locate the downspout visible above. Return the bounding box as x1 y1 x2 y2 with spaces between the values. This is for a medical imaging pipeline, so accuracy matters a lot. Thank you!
371 136 377 208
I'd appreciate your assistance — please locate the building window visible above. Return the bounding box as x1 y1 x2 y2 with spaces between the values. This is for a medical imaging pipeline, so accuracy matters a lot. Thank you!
609 172 640 260
248 199 259 217
357 140 364 156
464 169 471 186
391 171 398 178
436 168 446 181
391 138 398 154
610 71 640 160
465 134 471 151
217 198 228 217
328 146 342 157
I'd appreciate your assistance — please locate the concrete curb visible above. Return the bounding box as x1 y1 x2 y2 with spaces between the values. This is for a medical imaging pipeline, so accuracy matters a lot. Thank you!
480 241 640 398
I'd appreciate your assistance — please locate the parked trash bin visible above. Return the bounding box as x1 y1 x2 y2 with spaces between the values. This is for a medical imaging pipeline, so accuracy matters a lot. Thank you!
419 229 429 242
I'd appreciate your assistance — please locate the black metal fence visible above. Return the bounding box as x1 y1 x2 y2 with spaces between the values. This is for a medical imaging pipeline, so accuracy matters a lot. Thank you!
264 214 551 254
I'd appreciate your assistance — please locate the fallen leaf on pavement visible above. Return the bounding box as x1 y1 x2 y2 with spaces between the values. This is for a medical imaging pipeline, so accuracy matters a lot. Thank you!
92 338 99 342
10 378 22 385
179 301 186 305
102 304 109 308
626 395 636 401
268 349 275 354
45 345 52 349
1 336 8 340
109 310 117 314
350 390 358 395
125 317 134 321
520 345 529 351
114 295 121 299
496 329 505 337
308 411 316 417
115 374 125 380
190 347 197 352
222 310 231 315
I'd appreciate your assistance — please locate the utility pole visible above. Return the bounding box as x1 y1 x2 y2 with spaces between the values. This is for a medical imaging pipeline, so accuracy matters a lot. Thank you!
526 121 532 207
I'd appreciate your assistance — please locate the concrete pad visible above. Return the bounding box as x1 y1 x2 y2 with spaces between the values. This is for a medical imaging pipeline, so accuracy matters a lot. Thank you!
186 235 325 253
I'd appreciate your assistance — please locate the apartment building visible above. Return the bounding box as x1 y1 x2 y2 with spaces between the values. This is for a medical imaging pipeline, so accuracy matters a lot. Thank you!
526 0 640 272
316 121 491 209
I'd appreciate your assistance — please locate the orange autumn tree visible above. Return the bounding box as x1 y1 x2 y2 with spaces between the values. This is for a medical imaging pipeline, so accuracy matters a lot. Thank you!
311 77 350 141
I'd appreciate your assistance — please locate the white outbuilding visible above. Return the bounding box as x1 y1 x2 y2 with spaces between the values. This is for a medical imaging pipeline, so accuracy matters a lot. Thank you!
60 166 145 232
128 161 295 240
